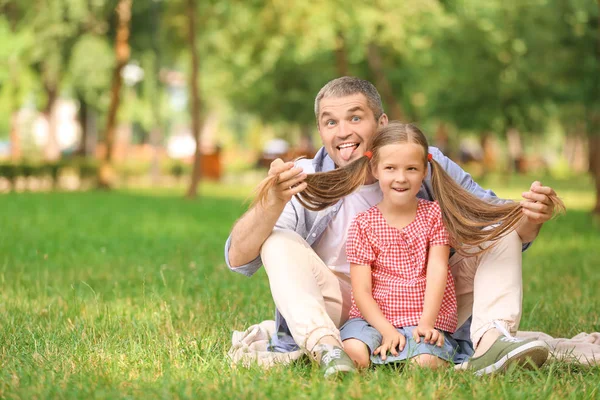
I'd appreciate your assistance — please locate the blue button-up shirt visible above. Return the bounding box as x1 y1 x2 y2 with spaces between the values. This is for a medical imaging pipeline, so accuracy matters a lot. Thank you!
224 146 530 352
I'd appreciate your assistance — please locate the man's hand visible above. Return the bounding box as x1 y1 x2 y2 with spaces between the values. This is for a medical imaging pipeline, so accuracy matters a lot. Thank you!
413 323 444 347
263 159 307 207
520 181 558 225
374 327 406 361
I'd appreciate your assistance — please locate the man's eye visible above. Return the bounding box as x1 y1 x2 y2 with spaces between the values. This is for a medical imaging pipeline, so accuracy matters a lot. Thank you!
351 116 361 122
326 120 336 126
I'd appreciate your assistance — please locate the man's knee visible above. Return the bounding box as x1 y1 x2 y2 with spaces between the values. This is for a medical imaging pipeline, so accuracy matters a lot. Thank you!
496 230 523 251
343 339 370 368
260 229 306 259
479 230 522 259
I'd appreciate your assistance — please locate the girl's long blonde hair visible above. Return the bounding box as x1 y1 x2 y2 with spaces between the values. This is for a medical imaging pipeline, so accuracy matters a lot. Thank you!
259 121 565 256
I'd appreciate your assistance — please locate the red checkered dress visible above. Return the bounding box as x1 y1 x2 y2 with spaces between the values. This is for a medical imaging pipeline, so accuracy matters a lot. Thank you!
346 199 458 333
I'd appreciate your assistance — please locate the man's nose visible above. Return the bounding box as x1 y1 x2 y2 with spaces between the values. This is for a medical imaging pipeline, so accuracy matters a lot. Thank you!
336 120 352 139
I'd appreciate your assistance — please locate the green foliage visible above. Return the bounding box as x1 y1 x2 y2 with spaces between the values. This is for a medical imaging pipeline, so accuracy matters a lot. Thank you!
0 158 99 189
161 159 190 180
0 0 598 154
68 34 114 111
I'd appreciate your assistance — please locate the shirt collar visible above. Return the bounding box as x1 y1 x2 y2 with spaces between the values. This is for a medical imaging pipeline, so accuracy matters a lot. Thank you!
312 147 336 173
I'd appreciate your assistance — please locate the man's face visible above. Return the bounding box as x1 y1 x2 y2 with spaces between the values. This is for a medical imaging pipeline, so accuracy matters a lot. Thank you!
317 94 388 168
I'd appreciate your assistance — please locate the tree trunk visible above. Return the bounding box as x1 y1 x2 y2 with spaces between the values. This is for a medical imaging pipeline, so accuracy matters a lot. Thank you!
99 0 132 188
185 0 204 199
434 122 450 157
589 133 600 215
480 132 498 176
564 129 588 173
9 111 21 161
149 0 162 186
506 127 525 174
43 83 60 162
77 94 88 157
590 0 600 215
334 32 350 77
366 43 405 121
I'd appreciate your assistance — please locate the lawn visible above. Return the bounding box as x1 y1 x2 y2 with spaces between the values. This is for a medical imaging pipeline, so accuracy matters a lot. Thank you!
0 177 599 399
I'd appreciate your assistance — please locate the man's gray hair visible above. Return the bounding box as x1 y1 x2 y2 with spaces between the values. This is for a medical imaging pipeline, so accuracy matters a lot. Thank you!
314 76 384 123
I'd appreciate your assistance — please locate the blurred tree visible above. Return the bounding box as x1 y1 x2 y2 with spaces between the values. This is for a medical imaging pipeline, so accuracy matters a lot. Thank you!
421 2 557 173
99 0 132 188
1 0 116 160
185 0 204 199
546 0 600 213
214 0 442 145
69 33 114 156
0 4 36 160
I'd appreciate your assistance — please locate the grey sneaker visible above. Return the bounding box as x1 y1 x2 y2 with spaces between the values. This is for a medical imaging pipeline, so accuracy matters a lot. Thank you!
318 345 357 378
468 335 549 376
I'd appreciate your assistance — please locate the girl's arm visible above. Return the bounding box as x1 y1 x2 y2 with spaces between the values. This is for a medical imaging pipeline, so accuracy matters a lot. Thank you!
414 244 451 346
351 263 405 360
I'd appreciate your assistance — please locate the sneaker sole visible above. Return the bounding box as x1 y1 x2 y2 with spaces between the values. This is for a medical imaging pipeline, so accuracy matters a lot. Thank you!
323 364 356 378
474 340 549 376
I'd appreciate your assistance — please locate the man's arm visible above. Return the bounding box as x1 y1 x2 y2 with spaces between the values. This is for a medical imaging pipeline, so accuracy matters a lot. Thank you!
228 159 307 268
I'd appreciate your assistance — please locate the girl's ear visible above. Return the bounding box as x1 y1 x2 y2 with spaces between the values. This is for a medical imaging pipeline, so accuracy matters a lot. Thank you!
370 162 379 180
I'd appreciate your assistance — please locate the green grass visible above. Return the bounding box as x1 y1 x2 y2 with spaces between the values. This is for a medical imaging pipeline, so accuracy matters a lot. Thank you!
0 176 599 399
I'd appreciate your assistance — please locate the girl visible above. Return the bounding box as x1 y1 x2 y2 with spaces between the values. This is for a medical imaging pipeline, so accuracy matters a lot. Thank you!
291 121 565 369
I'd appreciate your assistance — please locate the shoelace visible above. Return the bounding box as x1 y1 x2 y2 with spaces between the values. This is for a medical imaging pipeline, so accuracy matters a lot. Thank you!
494 320 521 343
321 348 342 364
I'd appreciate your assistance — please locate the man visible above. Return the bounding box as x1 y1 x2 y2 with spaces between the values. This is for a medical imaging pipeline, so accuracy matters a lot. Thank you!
225 77 559 377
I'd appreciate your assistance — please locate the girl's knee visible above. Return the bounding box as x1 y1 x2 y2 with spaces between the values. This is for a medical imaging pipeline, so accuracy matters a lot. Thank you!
410 354 447 369
343 339 370 368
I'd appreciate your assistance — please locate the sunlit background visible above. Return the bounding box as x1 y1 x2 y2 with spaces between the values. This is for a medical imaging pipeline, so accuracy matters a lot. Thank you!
0 0 598 210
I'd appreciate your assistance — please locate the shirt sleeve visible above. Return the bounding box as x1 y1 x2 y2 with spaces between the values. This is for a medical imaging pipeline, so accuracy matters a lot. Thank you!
346 216 376 266
428 202 450 247
224 198 299 277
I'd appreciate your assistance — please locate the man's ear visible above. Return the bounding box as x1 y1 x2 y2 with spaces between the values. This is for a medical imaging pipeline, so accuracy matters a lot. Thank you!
378 113 389 127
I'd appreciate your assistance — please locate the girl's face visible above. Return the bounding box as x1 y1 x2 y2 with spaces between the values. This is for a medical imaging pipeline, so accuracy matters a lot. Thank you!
372 142 427 208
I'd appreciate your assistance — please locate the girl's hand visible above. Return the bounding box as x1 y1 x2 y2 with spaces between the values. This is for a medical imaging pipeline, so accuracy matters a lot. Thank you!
374 328 406 361
413 324 444 347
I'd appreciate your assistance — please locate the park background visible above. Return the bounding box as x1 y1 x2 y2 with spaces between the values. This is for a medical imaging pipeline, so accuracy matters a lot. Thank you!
1 0 599 398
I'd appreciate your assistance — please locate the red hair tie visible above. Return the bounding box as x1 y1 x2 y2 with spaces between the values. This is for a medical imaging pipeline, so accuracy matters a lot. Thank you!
427 153 433 161
364 151 373 160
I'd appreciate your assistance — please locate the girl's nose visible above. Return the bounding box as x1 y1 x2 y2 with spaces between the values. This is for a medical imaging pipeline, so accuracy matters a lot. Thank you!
395 173 407 182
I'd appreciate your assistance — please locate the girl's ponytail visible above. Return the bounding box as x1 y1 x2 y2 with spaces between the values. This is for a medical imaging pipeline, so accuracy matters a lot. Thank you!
428 157 566 255
296 155 372 211
250 154 372 211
